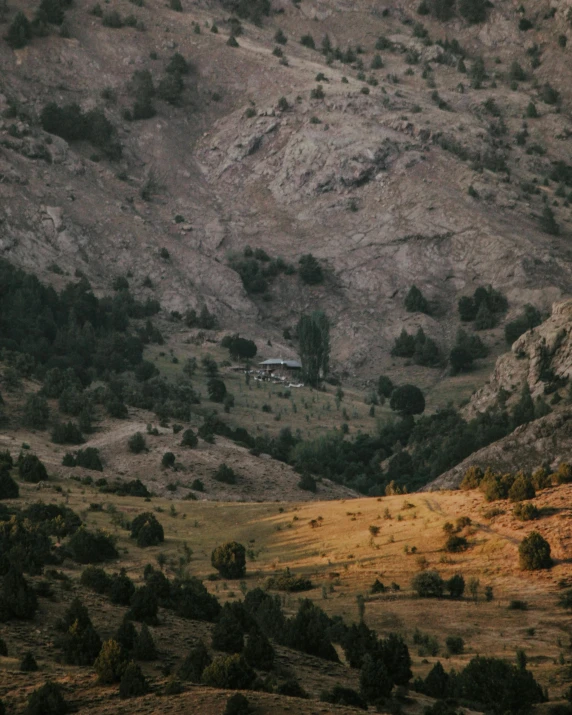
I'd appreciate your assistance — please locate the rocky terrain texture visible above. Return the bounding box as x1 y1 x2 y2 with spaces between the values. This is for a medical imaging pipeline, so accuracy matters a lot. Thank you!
3 0 572 378
427 298 572 489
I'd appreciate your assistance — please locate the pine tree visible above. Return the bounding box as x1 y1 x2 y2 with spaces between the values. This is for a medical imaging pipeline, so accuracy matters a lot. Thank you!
134 623 157 661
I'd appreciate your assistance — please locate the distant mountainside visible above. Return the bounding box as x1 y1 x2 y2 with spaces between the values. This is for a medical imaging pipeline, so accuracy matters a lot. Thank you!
2 0 572 384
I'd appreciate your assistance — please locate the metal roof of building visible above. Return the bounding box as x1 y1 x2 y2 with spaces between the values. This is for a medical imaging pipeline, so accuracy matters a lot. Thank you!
258 359 302 368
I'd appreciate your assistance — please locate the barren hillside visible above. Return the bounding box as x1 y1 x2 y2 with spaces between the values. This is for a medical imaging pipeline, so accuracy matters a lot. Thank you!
3 0 572 379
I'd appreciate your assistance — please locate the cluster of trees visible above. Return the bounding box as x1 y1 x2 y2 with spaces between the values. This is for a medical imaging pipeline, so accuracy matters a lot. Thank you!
460 462 569 502
126 53 191 120
221 334 257 361
504 304 542 345
418 0 489 24
228 246 295 296
391 328 442 367
5 0 73 49
413 655 545 713
458 285 508 329
40 103 122 160
0 262 156 389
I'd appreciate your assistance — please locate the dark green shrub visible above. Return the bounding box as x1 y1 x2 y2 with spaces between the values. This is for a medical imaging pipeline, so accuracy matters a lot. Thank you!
298 254 324 284
68 528 118 564
181 429 198 447
286 599 339 662
115 618 137 651
452 655 545 712
166 52 190 74
130 512 164 547
161 452 175 468
80 566 111 594
519 531 552 570
212 608 244 653
445 535 468 552
211 541 246 578
24 681 68 715
20 651 38 672
56 599 102 665
300 33 315 48
6 12 33 48
202 654 255 690
0 471 19 499
208 378 227 402
297 473 317 492
276 679 308 698
169 0 182 9
94 639 127 683
0 637 7 656
321 686 367 709
178 640 211 681
412 570 444 597
458 0 487 23
1 567 38 620
404 285 431 314
119 661 148 698
110 571 136 605
360 654 393 701
446 635 464 654
244 623 274 670
390 385 425 416
224 693 250 715
446 574 465 598
508 474 535 502
129 586 158 623
157 73 184 104
128 432 147 453
51 421 84 445
133 623 157 660
214 463 237 484
18 454 48 483
377 375 394 398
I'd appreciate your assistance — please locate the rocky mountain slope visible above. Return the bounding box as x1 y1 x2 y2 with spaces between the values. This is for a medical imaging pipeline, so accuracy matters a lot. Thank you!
3 0 572 379
427 298 572 489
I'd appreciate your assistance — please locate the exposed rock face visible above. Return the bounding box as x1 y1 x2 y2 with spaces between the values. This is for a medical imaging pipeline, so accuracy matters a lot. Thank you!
425 300 572 490
468 300 572 415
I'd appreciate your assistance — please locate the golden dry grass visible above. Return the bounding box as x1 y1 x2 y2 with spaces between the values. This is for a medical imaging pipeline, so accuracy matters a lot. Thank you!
1 478 571 712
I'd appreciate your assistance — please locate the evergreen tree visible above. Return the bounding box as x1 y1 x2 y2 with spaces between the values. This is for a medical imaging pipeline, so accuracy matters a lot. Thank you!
405 285 430 314
6 12 33 49
360 654 393 702
24 681 68 715
178 640 211 682
212 608 244 654
94 639 127 683
134 623 157 660
423 661 449 698
297 311 330 386
119 661 148 698
243 623 274 670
